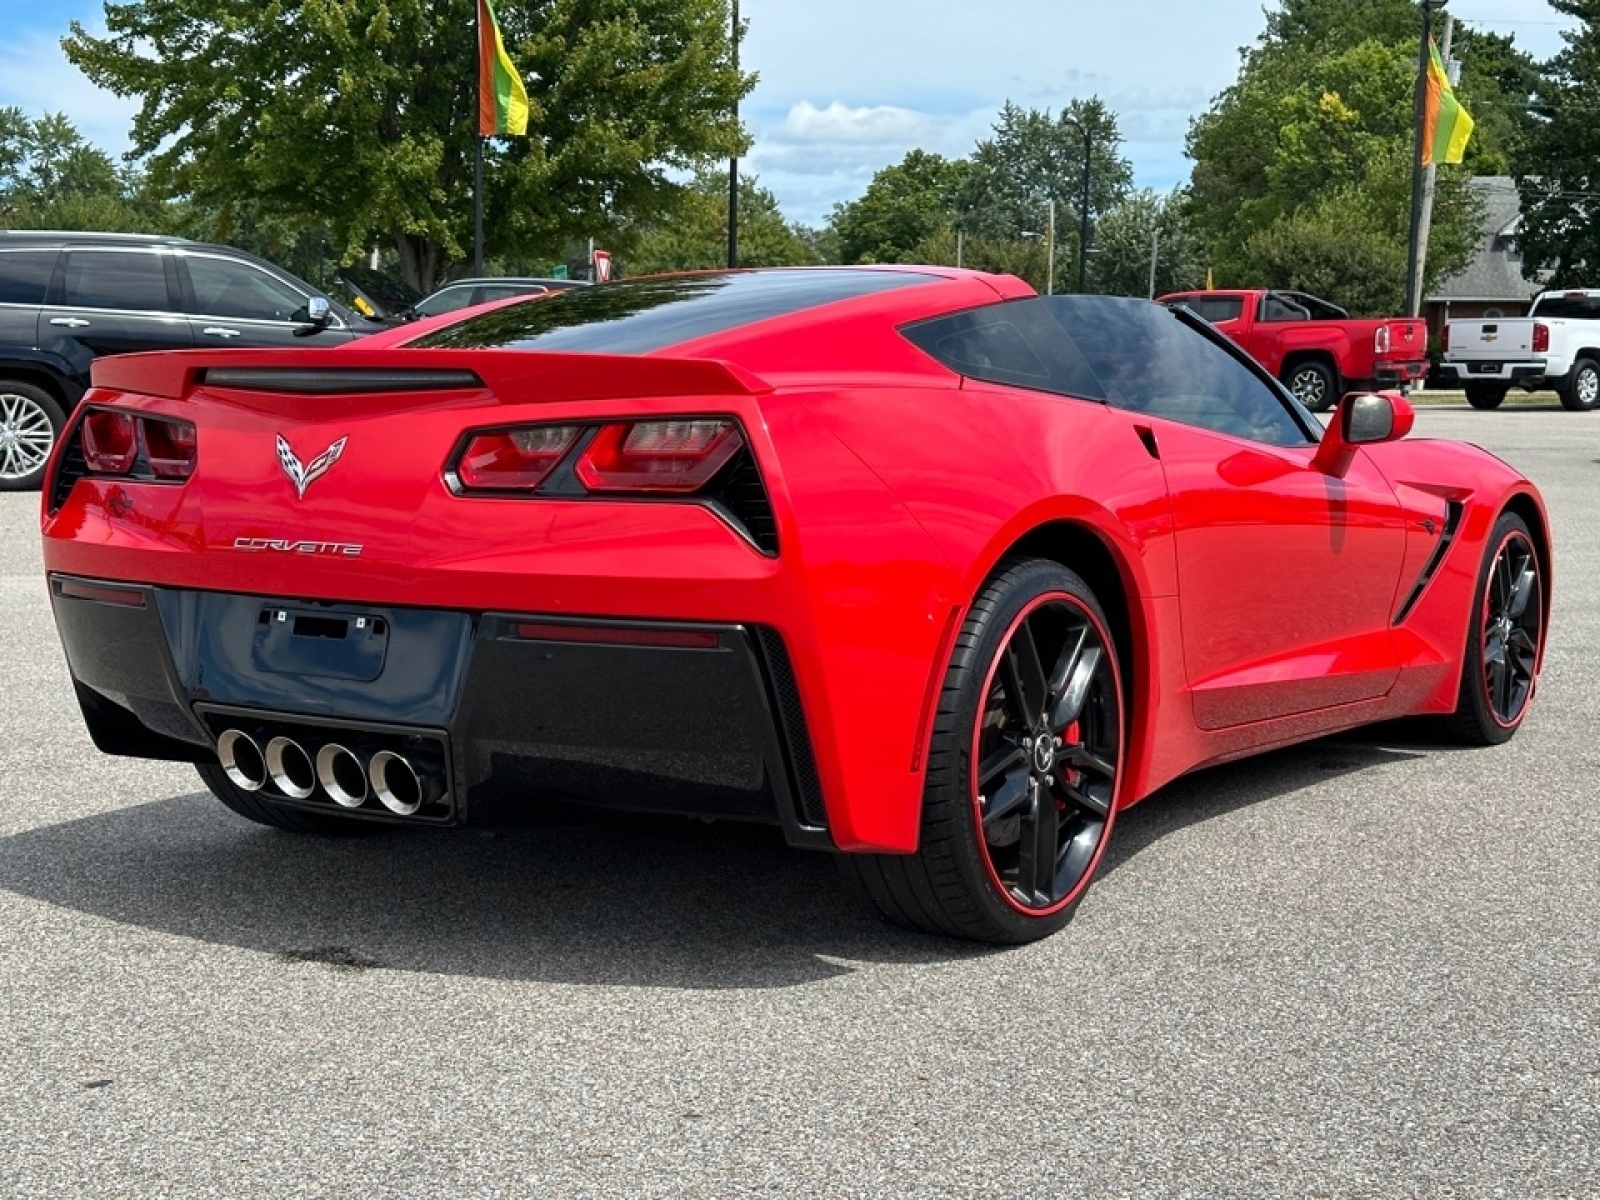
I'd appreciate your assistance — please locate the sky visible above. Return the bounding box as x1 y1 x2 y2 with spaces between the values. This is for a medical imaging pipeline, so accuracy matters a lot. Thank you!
0 0 1578 228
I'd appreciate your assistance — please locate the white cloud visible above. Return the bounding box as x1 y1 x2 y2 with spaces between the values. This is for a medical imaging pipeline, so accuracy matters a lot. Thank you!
776 101 942 147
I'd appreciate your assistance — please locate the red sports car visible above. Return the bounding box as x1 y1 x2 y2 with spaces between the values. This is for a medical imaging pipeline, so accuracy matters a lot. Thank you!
41 267 1550 944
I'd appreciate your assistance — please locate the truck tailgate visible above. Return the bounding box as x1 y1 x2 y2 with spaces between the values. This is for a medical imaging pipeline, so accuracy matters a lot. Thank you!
1448 319 1536 360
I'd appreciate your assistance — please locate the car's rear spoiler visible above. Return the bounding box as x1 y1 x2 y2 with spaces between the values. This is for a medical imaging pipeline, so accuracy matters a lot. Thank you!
89 348 773 405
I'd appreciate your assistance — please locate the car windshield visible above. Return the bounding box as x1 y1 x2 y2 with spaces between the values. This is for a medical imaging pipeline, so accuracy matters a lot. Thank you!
409 269 941 354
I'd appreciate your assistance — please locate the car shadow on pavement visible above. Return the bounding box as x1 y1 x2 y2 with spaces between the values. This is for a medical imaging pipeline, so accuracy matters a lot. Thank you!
0 729 1448 989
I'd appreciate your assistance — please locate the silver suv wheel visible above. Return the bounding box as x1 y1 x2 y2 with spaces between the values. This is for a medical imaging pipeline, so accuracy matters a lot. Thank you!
0 385 63 490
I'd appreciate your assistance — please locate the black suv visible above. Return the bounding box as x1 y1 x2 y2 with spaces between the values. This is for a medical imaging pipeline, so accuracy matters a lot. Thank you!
0 231 384 490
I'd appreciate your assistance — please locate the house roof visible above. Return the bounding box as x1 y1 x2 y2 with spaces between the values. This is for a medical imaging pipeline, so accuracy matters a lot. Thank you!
1425 176 1542 304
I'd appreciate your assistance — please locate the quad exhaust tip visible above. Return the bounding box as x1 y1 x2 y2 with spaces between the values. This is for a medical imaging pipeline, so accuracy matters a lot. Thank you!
316 743 369 809
217 729 267 792
369 749 429 816
217 727 444 816
265 736 316 800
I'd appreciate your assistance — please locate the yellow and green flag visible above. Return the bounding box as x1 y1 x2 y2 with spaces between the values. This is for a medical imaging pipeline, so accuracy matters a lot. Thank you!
477 0 529 137
1423 39 1473 165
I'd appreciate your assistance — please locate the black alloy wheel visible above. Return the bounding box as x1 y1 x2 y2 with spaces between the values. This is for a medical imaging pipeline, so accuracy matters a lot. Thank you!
842 558 1124 943
1443 512 1544 746
1465 382 1508 410
1560 356 1600 412
1286 360 1338 412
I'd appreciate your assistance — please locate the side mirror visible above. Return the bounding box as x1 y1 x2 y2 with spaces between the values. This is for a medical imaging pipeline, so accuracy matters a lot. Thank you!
293 296 334 338
1312 391 1415 477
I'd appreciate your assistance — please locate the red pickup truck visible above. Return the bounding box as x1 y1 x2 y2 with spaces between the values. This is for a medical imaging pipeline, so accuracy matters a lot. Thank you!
1157 289 1429 412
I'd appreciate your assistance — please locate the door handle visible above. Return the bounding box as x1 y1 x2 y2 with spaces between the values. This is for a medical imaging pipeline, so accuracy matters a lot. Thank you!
49 317 91 328
202 326 242 339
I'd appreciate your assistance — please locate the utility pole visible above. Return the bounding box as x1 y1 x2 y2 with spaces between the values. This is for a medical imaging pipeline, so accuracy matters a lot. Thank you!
1148 226 1161 299
1077 123 1092 293
1410 13 1455 318
1045 197 1056 295
1405 0 1446 317
727 0 740 269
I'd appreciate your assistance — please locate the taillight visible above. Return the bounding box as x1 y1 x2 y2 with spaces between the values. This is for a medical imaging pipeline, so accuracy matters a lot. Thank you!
81 411 138 474
78 411 198 480
1374 324 1391 355
1533 323 1550 353
575 420 744 493
455 425 580 490
1441 324 1450 352
143 417 198 479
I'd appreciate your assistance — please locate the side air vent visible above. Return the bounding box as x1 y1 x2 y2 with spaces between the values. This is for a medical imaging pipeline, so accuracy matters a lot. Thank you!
754 627 826 829
708 448 779 556
47 419 89 515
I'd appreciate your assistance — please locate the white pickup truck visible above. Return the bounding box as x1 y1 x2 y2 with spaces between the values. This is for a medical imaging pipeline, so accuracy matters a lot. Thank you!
1439 289 1600 411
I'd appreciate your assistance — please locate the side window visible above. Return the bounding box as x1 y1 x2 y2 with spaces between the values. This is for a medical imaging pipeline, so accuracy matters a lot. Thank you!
416 286 476 318
1039 296 1314 447
0 250 59 305
185 255 311 322
61 250 174 312
900 303 1108 400
479 285 543 303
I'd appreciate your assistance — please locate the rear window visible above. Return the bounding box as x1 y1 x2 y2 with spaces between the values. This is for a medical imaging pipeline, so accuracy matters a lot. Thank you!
1530 295 1600 320
0 249 59 305
411 269 940 354
1173 295 1243 323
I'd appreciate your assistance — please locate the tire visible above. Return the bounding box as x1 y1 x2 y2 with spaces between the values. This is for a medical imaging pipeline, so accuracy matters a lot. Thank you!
0 381 65 492
1559 356 1599 411
841 558 1124 944
1440 512 1544 746
1285 359 1339 412
1465 382 1508 410
196 761 387 836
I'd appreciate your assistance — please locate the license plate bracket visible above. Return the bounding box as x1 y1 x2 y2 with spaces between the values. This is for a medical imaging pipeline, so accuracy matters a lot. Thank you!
251 606 390 681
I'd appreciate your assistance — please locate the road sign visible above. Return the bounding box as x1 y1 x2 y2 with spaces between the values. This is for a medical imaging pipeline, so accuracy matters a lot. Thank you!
593 249 612 283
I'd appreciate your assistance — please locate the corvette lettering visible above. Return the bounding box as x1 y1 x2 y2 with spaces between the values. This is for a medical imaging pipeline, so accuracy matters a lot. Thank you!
232 537 364 556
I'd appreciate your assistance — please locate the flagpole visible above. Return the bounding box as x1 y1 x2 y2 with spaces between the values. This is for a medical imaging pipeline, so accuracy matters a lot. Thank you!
474 135 485 274
1410 14 1454 322
1404 0 1443 318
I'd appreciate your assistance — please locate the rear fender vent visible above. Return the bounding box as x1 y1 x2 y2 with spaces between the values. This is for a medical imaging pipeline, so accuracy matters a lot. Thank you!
754 627 826 829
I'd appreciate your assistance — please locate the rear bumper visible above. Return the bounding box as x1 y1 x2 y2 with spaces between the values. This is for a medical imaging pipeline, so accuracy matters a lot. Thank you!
1371 359 1430 385
1437 360 1548 384
49 575 832 848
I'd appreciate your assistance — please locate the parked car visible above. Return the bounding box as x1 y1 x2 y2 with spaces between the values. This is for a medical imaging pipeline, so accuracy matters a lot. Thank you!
1159 288 1429 411
335 264 587 323
42 268 1549 944
0 231 383 490
1438 289 1600 410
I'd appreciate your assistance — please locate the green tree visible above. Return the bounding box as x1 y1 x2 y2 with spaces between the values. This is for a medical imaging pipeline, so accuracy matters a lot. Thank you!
65 0 751 292
1515 0 1600 285
960 99 1132 291
1187 0 1527 303
830 149 969 264
1091 189 1206 298
625 169 820 274
0 107 169 231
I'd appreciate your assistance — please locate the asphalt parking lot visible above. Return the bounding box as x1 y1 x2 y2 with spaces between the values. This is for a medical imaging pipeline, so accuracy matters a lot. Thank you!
2 404 1596 1199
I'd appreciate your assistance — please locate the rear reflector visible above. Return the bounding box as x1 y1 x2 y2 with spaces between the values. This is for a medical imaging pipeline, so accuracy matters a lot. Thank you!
54 578 147 608
510 622 721 649
455 425 581 490
575 420 744 493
